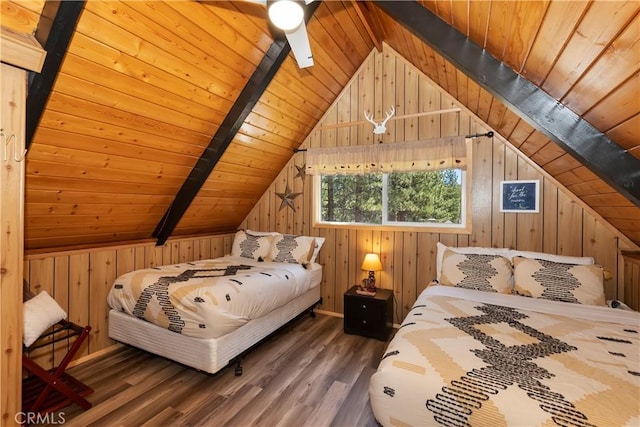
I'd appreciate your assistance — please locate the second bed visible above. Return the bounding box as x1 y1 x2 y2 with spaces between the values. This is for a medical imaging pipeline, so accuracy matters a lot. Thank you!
107 253 323 375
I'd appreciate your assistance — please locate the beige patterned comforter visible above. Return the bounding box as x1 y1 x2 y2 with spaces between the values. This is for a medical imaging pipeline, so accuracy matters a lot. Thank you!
107 256 313 339
370 286 640 427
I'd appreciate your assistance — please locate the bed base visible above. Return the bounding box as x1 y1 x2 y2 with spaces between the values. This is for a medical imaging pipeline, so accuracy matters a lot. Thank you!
108 286 322 375
230 296 323 376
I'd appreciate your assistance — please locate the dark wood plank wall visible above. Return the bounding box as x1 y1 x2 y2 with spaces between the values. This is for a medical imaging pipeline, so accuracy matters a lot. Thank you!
240 46 640 322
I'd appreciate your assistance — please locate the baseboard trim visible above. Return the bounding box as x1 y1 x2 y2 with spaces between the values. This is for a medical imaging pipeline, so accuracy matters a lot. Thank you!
315 309 343 318
68 343 123 368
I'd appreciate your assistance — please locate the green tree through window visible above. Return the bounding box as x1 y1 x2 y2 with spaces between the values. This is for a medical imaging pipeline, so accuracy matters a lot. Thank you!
321 174 382 223
319 169 464 227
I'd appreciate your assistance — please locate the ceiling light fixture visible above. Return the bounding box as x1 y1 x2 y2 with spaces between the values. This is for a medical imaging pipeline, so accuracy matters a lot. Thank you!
268 0 304 31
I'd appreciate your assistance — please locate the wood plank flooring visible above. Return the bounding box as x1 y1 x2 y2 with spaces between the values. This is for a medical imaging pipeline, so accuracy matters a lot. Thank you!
51 314 390 426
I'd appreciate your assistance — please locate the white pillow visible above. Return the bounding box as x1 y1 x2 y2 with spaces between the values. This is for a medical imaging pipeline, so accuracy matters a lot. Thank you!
435 242 594 281
513 257 605 306
436 242 511 281
246 229 281 237
440 249 513 293
507 250 594 265
310 237 325 263
231 230 274 261
23 291 67 347
245 230 325 264
269 234 316 264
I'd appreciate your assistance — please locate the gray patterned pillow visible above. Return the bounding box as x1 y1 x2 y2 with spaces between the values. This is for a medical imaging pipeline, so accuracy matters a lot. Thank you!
513 257 605 305
231 230 274 260
440 249 513 293
269 234 315 264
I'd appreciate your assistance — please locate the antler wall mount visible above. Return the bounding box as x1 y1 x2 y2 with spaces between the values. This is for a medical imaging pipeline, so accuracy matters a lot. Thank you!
314 107 461 133
364 105 395 135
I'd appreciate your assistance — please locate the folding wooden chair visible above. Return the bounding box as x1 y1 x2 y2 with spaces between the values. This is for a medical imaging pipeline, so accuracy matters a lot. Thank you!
22 283 93 415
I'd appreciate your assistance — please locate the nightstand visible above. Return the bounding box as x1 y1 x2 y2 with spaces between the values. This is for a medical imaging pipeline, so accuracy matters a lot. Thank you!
344 286 393 341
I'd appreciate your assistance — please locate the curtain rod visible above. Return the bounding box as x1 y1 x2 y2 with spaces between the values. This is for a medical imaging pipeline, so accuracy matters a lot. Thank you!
293 131 494 153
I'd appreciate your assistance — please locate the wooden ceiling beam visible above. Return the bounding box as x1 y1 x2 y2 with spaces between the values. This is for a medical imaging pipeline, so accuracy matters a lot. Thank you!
374 0 640 207
153 1 322 245
26 0 86 149
351 1 385 52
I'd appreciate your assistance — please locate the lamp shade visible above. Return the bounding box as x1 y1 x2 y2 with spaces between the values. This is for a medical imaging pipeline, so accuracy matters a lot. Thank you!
268 0 304 31
361 253 383 272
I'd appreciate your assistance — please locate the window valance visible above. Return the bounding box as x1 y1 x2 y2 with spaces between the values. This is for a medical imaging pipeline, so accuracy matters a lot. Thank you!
305 136 469 175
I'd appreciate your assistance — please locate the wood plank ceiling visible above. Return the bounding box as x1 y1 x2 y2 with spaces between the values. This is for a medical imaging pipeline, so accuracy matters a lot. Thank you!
1 0 638 251
374 0 640 244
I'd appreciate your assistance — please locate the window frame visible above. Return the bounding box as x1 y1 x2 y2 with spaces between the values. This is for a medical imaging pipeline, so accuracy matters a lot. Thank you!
311 167 472 234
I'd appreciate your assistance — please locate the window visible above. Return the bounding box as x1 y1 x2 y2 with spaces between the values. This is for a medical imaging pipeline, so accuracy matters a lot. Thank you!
314 169 469 231
306 136 472 233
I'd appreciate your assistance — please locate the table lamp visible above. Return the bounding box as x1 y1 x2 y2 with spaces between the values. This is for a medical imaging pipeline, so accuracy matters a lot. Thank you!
360 253 383 295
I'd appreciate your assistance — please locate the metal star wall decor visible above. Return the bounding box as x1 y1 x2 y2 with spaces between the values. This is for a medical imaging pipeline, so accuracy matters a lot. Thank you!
295 163 306 182
276 182 302 211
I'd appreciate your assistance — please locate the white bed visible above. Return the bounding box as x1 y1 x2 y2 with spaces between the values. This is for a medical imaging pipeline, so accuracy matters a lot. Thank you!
108 278 320 375
107 231 324 375
370 243 640 426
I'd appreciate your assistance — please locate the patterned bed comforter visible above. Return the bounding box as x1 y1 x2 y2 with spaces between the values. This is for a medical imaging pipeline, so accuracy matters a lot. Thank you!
107 256 314 339
369 286 640 427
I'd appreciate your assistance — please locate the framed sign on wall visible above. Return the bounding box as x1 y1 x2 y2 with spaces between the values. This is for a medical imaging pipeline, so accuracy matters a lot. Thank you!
500 180 540 213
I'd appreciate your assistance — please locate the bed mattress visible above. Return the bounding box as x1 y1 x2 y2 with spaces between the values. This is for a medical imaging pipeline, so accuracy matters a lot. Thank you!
109 284 321 374
107 256 321 339
370 285 640 427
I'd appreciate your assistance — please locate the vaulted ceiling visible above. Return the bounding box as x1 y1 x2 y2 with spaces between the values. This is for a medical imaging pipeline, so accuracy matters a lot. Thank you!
1 0 638 252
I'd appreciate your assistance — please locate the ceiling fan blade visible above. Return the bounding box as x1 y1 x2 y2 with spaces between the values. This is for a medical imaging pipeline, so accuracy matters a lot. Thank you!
284 20 313 68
